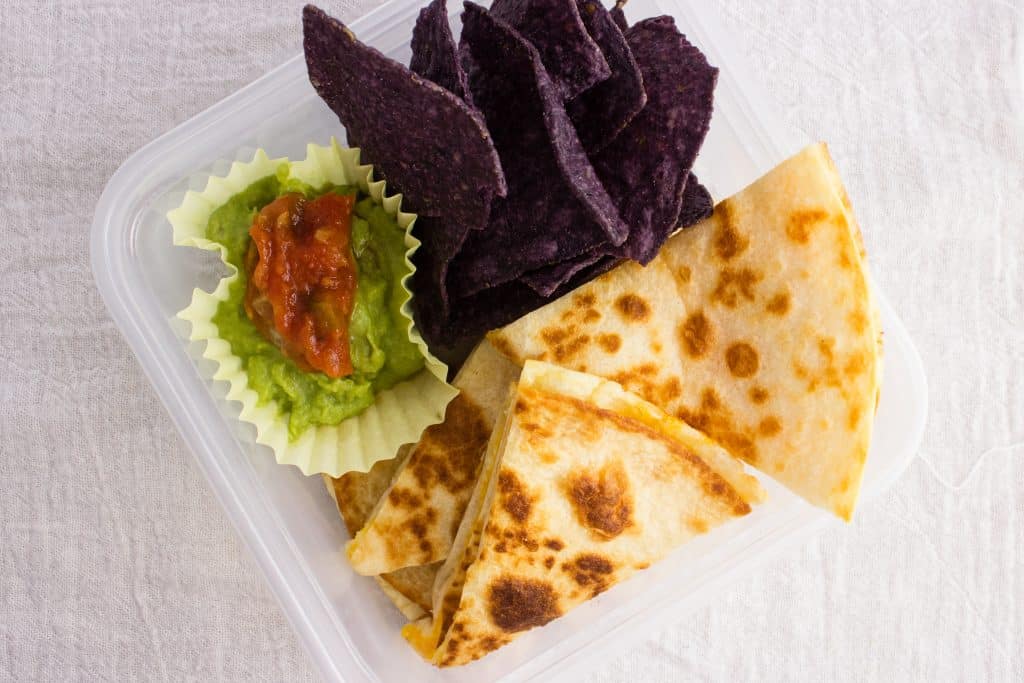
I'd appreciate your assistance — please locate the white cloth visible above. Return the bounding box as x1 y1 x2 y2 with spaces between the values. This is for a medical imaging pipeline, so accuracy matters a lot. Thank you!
1 1 1021 680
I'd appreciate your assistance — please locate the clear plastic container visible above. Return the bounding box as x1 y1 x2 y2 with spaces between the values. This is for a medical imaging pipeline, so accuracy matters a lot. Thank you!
90 0 928 680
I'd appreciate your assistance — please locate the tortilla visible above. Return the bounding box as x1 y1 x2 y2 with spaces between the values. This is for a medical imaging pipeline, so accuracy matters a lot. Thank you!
410 0 471 102
446 3 628 298
490 143 882 520
404 361 763 665
346 340 521 575
303 5 505 229
568 0 647 153
488 0 610 99
593 17 718 264
323 451 441 614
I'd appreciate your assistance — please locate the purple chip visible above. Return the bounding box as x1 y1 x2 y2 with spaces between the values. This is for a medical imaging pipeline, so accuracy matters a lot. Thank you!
410 0 472 103
303 4 506 230
446 2 628 297
677 174 714 228
610 5 628 32
593 16 717 264
488 0 610 100
569 0 647 153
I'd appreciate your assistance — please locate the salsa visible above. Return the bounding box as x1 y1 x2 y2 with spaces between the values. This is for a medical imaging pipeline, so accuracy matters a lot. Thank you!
245 192 358 378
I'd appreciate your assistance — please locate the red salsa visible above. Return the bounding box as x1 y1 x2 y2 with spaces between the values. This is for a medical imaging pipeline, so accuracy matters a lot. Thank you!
244 192 358 378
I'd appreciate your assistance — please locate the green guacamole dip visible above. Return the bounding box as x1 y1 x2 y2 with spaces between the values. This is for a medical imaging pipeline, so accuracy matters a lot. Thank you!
205 172 424 439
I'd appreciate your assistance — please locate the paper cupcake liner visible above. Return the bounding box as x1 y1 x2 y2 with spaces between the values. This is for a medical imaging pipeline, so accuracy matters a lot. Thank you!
169 139 457 476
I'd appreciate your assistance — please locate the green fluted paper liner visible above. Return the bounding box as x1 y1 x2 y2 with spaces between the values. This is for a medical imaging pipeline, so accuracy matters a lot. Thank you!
169 139 457 476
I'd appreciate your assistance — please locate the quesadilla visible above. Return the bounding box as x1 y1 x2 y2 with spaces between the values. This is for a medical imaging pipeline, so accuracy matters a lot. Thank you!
403 360 764 666
490 143 881 520
324 450 439 617
346 340 521 575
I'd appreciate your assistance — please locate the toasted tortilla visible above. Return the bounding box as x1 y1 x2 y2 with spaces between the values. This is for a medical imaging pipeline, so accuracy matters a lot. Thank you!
346 340 521 575
404 361 763 666
323 452 440 615
491 143 881 520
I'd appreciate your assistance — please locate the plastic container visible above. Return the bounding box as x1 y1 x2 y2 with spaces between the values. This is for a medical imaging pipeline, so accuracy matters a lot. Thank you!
90 0 928 680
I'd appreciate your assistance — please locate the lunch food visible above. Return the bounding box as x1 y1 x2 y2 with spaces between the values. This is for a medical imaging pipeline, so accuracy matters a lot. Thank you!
303 0 717 348
171 141 456 475
172 0 884 670
492 143 882 520
338 143 880 602
402 360 764 665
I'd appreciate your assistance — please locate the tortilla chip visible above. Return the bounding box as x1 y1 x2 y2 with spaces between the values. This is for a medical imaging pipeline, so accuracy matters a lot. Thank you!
407 361 762 666
347 340 521 575
610 5 628 32
410 0 471 102
303 4 505 230
491 143 881 520
678 174 714 228
446 3 628 298
592 17 717 264
568 0 647 153
488 0 610 99
519 250 606 296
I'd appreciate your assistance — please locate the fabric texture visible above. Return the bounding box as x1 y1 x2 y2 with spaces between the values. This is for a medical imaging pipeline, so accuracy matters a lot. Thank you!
1 1 1021 681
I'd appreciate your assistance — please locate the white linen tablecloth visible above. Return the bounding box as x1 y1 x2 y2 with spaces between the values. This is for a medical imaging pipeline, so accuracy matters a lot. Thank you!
2 0 1021 680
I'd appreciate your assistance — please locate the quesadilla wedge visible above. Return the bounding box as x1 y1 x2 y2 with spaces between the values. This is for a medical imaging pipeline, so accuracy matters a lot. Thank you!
403 360 764 666
491 143 881 520
324 451 439 617
346 340 521 575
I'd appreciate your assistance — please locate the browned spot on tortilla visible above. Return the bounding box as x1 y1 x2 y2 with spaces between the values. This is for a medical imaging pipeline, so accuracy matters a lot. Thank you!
749 386 769 404
539 450 558 464
818 337 835 360
566 461 634 539
488 576 561 633
848 308 869 334
758 416 782 437
552 334 592 363
514 399 528 414
726 342 760 378
681 311 714 359
720 432 758 468
844 352 868 377
847 405 862 431
597 333 622 354
544 539 564 551
651 340 662 354
487 333 520 364
615 293 651 322
544 556 555 569
688 517 709 534
583 308 602 323
659 377 682 404
711 267 762 308
786 209 829 244
575 292 597 309
387 487 421 508
566 553 616 596
677 265 692 284
497 470 534 524
540 326 570 346
766 291 791 315
410 394 491 496
713 199 748 260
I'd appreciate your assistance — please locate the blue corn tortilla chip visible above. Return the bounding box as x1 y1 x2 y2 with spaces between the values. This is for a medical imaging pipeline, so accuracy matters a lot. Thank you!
569 0 646 153
488 0 610 100
593 16 717 264
445 2 628 298
417 253 620 349
677 174 714 228
303 4 505 230
519 250 605 296
610 5 628 31
410 0 471 102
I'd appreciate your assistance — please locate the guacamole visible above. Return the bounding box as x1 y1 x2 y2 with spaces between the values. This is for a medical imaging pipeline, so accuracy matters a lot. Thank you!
206 171 424 439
